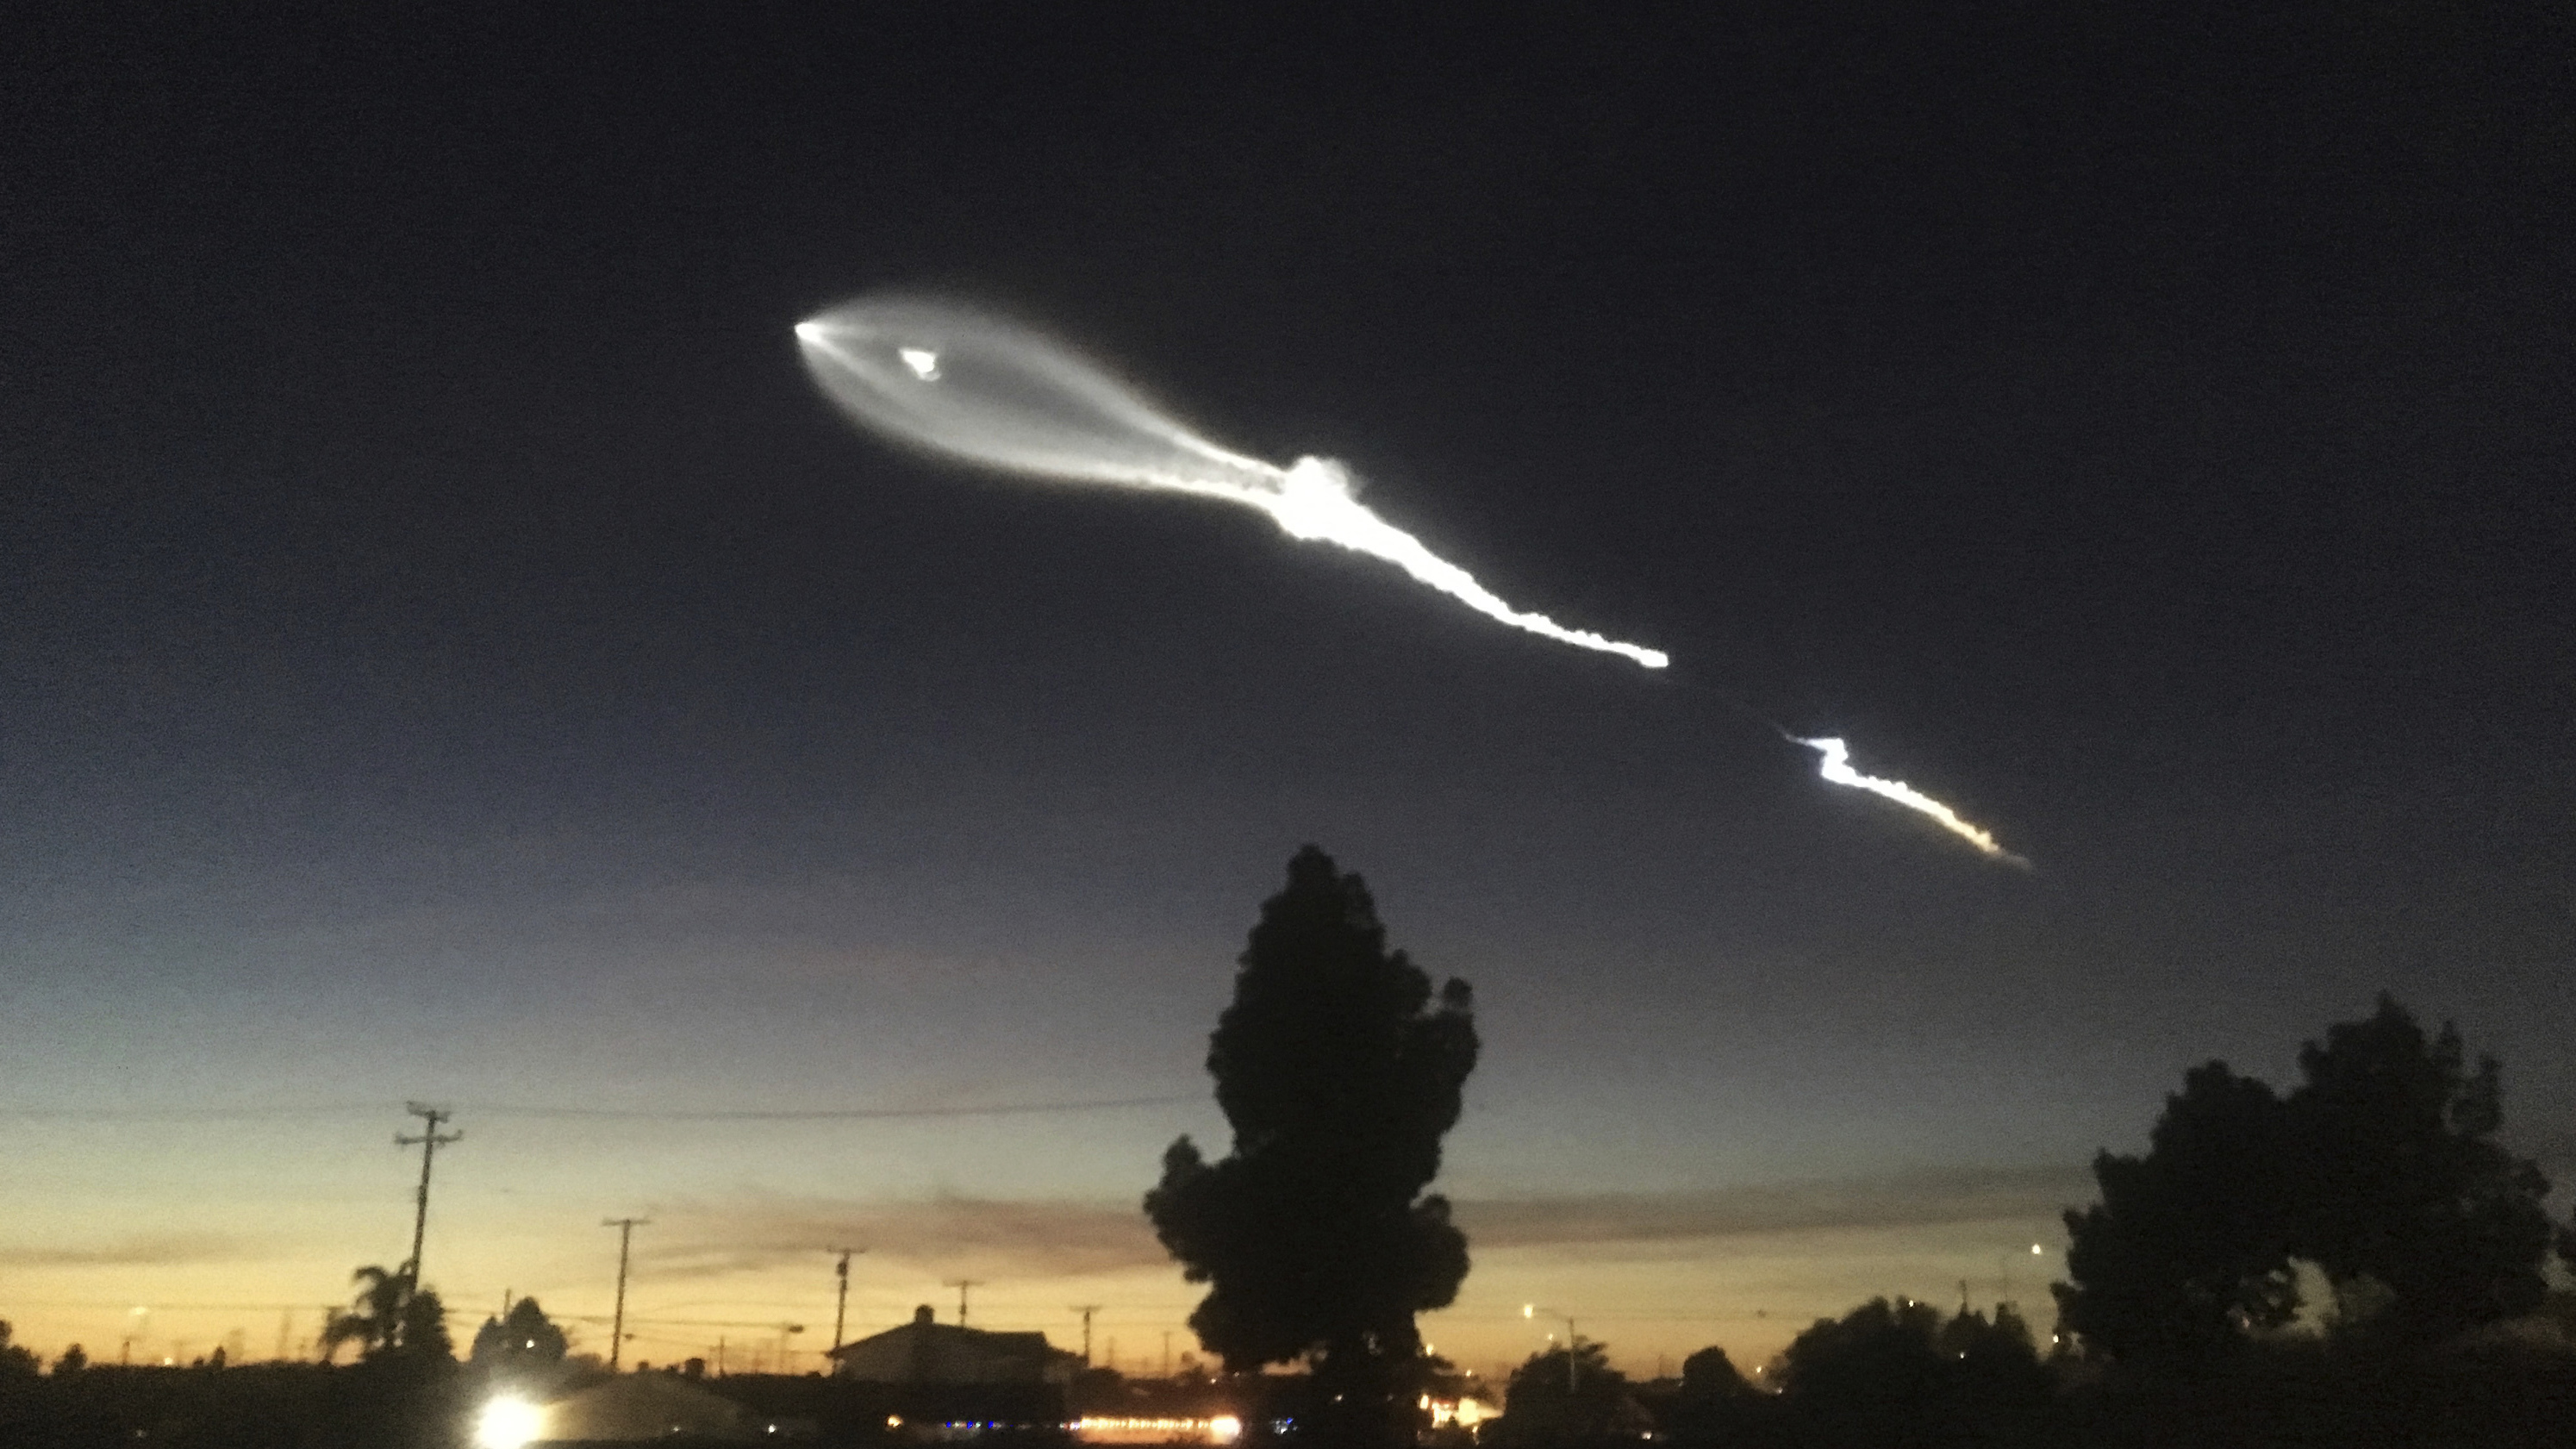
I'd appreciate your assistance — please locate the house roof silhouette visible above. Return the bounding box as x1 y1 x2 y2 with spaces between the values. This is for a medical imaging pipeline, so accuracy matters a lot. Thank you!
826 1304 1080 1385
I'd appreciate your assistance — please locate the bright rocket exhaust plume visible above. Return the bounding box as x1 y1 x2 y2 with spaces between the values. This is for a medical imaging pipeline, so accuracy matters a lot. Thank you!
1793 735 2027 867
797 297 2026 866
794 298 1668 669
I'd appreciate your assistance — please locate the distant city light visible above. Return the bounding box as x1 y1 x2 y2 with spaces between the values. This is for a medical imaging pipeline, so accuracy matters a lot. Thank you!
1072 1415 1240 1445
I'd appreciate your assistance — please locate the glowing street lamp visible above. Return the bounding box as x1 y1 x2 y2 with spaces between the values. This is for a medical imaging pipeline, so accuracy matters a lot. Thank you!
1522 1304 1581 1393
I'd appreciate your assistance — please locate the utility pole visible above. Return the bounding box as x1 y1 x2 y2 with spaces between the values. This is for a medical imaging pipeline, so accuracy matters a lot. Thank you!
945 1279 983 1328
830 1248 865 1351
395 1103 461 1289
603 1217 648 1369
1162 1330 1173 1378
1068 1305 1101 1366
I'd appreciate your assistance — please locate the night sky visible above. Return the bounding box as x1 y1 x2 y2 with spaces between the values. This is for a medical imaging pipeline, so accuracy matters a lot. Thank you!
5 4 2571 1376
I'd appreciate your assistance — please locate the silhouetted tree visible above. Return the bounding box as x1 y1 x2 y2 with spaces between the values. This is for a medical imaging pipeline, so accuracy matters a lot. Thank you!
51 1343 85 1375
1777 1297 1948 1422
1659 1346 1770 1446
1494 1341 1637 1447
2055 996 2555 1358
472 1297 569 1371
1145 846 1478 1446
1937 1307 2051 1432
2055 1062 2300 1358
321 1265 452 1363
0 1321 40 1376
2284 994 2554 1340
1681 1346 1749 1396
321 1266 408 1361
401 1288 454 1362
1775 1297 2049 1448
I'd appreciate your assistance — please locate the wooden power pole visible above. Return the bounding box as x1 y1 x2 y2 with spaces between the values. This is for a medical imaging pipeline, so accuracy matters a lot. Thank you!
603 1217 648 1369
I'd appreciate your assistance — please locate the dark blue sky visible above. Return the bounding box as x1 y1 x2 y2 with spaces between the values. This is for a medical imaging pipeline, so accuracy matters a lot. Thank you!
3 3 2570 1371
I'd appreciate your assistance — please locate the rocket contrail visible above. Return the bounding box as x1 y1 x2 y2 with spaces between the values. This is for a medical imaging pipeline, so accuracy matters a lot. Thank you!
1793 735 2028 868
795 295 2024 865
794 298 1667 669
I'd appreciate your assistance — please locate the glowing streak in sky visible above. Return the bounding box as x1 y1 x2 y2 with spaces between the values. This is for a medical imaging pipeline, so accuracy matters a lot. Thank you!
795 297 2027 865
1793 736 2027 867
794 299 1668 669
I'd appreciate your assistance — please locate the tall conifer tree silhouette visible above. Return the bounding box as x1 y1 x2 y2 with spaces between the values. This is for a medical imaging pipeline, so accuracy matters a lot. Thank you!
1147 846 1478 1442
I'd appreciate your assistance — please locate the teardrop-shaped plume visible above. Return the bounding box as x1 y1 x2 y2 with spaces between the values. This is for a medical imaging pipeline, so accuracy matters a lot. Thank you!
795 297 1281 503
795 296 1669 669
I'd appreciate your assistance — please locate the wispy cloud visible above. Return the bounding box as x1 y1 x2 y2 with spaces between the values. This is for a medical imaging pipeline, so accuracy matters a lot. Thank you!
645 1191 1163 1281
0 1234 245 1268
633 1166 2090 1283
1454 1165 2093 1250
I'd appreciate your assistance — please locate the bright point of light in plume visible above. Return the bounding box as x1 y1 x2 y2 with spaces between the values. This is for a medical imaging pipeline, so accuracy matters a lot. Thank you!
1794 736 2025 867
795 297 1668 669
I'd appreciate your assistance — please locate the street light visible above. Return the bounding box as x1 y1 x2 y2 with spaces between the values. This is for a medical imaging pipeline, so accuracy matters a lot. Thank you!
1522 1304 1580 1394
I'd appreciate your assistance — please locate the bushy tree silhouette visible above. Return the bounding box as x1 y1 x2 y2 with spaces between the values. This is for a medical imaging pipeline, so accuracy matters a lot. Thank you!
1778 1297 1949 1424
2056 995 2554 1357
471 1297 569 1371
400 1288 453 1363
2055 1063 2300 1358
0 1321 40 1376
2286 994 2554 1340
1494 1341 1634 1446
1775 1297 2049 1447
1656 1346 1766 1446
1145 846 1478 1444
